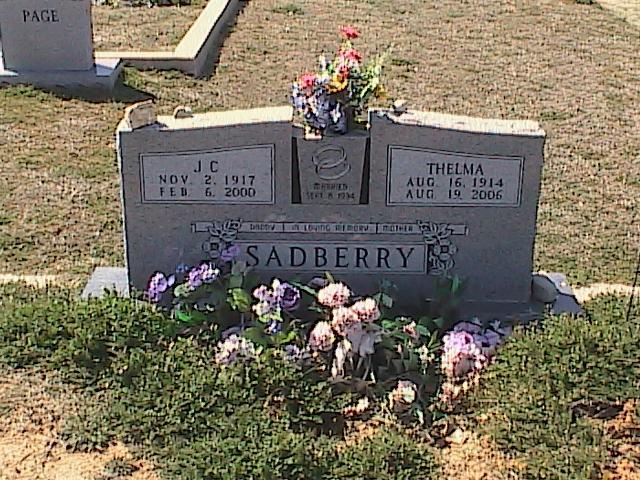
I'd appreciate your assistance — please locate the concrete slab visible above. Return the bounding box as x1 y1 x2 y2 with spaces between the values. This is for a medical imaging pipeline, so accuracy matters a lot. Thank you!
81 267 130 299
0 52 123 92
95 0 243 77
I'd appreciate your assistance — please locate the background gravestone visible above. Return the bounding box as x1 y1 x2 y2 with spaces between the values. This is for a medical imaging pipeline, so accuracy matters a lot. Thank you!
0 0 122 92
0 0 93 71
112 106 546 319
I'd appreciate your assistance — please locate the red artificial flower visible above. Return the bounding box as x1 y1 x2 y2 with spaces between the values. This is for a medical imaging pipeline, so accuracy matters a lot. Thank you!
299 73 316 89
338 64 350 76
340 48 362 63
340 25 360 39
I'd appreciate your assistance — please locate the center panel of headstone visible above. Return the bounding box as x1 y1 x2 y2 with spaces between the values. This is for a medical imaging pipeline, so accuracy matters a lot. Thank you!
293 129 370 205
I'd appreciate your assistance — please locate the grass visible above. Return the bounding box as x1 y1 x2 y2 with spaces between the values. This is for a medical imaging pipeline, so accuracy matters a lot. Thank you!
0 284 638 477
92 1 206 51
462 294 640 479
0 283 439 479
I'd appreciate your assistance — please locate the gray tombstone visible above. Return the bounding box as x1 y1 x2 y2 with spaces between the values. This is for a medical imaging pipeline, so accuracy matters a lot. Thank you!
369 110 546 315
118 107 295 290
0 0 93 71
0 0 121 91
114 106 546 319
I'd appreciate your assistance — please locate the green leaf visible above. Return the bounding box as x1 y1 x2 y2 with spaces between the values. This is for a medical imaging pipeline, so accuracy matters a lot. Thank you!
227 288 252 313
451 276 462 295
174 309 208 325
380 293 394 308
273 330 297 346
228 273 243 289
381 319 396 330
231 261 248 275
432 317 445 330
415 325 430 337
242 326 268 347
325 272 335 283
291 282 317 298
173 284 190 298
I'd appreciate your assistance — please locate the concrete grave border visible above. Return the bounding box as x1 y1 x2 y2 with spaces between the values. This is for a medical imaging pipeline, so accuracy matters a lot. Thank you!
95 0 244 78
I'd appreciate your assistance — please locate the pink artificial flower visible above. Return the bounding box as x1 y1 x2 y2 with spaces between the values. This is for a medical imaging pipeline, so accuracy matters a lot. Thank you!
331 306 359 336
317 282 352 308
403 321 420 341
350 298 381 323
308 321 336 352
441 331 487 378
389 380 417 412
340 25 360 39
298 73 316 90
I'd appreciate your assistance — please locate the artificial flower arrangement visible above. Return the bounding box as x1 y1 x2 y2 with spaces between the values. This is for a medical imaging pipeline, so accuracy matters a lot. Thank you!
291 26 389 139
145 249 512 421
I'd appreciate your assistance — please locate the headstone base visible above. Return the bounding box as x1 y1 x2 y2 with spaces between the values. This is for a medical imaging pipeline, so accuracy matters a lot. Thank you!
0 53 123 93
81 267 130 299
80 267 584 324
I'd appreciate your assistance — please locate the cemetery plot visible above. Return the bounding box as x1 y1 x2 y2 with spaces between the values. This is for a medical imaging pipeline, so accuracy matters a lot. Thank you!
92 2 207 51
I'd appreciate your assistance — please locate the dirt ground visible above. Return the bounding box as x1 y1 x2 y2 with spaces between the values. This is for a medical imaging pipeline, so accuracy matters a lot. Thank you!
0 370 158 480
92 2 206 51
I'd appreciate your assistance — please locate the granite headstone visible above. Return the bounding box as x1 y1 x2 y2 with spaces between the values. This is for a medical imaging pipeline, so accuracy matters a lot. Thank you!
115 106 546 318
0 0 93 71
0 0 122 92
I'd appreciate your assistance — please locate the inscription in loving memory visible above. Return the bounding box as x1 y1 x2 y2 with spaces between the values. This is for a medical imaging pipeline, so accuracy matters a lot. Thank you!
387 146 524 206
140 145 275 204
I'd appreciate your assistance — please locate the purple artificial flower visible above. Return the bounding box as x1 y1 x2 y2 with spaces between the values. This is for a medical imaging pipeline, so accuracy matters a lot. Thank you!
252 285 278 317
252 279 300 320
274 280 300 312
200 263 219 283
187 263 219 290
146 272 175 303
266 320 282 335
220 244 241 263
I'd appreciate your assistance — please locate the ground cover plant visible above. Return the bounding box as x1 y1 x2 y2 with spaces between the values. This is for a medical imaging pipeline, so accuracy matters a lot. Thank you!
0 283 638 478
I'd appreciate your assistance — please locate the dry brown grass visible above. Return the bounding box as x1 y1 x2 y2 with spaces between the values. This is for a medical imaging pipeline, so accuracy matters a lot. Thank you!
436 429 525 480
92 2 206 51
1 0 639 289
0 370 158 480
601 401 640 480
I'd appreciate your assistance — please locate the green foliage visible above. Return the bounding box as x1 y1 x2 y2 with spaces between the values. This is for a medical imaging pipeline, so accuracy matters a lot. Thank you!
463 295 640 479
323 426 437 479
0 286 438 478
0 286 180 385
271 3 305 15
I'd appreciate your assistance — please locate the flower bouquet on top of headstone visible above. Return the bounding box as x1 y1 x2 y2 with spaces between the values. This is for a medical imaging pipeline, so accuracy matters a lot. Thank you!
290 26 390 139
